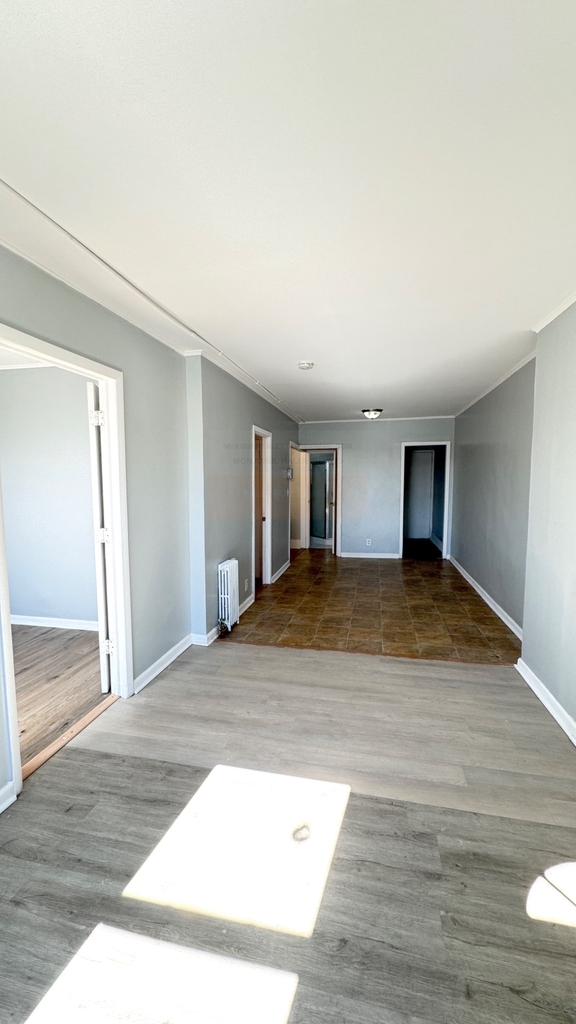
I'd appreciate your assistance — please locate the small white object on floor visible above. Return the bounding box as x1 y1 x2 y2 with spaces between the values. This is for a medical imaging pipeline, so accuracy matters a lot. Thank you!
124 764 351 937
25 924 298 1024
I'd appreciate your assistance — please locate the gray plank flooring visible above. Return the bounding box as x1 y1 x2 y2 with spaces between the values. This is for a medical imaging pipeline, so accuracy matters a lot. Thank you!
1 642 576 1022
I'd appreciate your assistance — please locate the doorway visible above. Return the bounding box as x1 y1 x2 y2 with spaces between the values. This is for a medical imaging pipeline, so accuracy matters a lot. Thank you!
0 323 132 801
252 426 272 590
310 453 335 550
289 446 310 552
401 443 450 559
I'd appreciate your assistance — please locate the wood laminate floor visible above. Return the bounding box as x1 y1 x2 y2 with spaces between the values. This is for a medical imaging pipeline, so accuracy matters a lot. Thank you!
221 550 523 664
13 625 104 763
1 642 576 1022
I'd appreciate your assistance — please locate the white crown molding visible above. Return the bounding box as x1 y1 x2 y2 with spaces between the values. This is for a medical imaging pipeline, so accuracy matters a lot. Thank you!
301 415 455 425
455 351 536 417
532 290 576 334
0 179 301 422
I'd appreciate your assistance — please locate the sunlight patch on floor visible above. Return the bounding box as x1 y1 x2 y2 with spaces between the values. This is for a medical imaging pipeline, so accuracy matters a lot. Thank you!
25 924 298 1024
527 862 576 927
124 765 351 937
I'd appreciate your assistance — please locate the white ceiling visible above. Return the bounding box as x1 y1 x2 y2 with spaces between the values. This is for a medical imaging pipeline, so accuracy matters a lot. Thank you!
1 1 575 421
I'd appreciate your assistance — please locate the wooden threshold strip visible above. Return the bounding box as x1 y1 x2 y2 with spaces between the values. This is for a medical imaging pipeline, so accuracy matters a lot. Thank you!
22 694 119 780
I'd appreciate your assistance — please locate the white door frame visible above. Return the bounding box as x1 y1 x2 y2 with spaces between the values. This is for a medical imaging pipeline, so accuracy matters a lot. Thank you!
0 322 134 797
252 426 272 587
399 441 451 558
298 444 342 556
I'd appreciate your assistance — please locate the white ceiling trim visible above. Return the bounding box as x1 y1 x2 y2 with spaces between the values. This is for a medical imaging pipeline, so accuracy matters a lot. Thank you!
455 351 537 417
302 415 455 424
0 362 50 370
532 290 576 334
0 179 301 421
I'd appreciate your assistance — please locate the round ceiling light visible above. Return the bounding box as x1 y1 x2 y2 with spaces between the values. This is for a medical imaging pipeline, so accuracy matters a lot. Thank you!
298 361 314 370
362 409 383 419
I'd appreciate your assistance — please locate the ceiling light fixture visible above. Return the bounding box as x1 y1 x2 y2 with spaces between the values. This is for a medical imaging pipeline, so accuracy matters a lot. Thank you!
362 409 383 419
298 361 314 370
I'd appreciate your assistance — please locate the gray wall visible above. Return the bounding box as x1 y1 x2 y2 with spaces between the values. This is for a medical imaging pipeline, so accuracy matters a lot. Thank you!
522 307 576 719
0 244 190 678
299 419 454 555
452 360 535 629
0 367 97 622
190 356 298 634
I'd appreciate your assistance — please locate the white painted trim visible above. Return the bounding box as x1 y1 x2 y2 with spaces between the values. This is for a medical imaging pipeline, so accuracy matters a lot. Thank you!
515 659 576 748
134 634 194 693
239 594 254 617
400 441 451 559
271 559 290 584
191 627 218 647
252 426 273 589
0 362 50 370
341 551 401 559
298 444 342 556
455 352 537 416
449 556 523 640
532 291 576 334
10 615 99 631
0 781 16 814
430 534 443 552
0 322 134 705
301 415 455 424
0 456 23 797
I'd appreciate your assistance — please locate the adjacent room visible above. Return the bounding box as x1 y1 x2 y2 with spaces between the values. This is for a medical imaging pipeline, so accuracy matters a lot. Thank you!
1 3 576 1023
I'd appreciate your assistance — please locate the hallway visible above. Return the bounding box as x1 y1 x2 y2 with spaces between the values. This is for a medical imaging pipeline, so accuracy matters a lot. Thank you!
224 551 522 664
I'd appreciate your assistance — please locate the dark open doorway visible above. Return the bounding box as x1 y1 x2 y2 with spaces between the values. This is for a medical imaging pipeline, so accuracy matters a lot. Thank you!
402 444 448 560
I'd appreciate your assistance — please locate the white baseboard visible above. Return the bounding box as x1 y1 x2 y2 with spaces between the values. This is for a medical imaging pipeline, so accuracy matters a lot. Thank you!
11 615 99 631
430 534 443 552
290 540 303 549
191 626 218 647
341 551 401 559
134 633 194 694
0 781 16 814
271 559 290 583
449 556 523 640
516 658 576 748
239 594 254 616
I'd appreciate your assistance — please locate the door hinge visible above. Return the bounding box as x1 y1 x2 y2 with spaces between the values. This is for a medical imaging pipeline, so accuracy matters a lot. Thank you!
99 528 110 544
103 639 114 656
90 410 104 427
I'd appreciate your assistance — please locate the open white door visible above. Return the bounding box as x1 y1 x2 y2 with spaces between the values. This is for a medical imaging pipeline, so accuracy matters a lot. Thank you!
87 382 111 694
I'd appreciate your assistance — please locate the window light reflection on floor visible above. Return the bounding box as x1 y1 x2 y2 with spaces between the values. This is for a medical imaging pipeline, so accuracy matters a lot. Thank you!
526 862 576 928
123 764 351 937
25 924 299 1024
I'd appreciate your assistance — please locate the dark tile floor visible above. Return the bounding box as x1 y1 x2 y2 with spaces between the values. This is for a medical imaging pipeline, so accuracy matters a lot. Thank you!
222 550 522 664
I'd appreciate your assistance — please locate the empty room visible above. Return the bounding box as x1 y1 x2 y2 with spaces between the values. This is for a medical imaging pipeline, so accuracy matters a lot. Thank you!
1 3 576 1023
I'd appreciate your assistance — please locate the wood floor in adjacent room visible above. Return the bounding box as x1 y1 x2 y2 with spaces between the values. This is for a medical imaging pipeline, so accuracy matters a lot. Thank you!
13 624 104 764
1 642 575 1022
221 550 523 664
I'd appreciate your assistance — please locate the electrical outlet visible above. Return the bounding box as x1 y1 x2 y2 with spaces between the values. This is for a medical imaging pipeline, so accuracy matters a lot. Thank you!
244 579 249 592
366 539 371 546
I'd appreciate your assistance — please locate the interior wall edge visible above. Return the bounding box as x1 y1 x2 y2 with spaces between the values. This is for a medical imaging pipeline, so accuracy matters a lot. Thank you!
516 658 576 749
133 632 195 694
449 556 523 640
0 781 16 814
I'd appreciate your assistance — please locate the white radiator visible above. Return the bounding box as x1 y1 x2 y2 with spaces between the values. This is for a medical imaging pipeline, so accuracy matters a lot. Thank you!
218 558 240 632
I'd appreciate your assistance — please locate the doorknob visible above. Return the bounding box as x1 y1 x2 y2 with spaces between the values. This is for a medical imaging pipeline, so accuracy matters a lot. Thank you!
262 516 266 521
